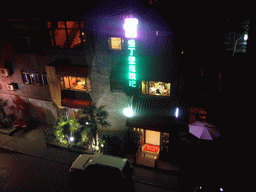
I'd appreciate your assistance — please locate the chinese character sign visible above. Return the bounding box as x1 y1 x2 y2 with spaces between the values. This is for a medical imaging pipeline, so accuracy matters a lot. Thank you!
128 39 136 87
124 18 138 88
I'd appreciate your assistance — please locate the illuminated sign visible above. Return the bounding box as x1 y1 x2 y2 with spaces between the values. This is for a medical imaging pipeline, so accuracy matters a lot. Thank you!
123 18 138 38
124 18 138 88
128 39 136 87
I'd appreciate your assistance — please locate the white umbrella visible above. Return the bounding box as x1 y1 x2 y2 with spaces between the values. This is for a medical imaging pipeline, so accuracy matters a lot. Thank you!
189 121 220 140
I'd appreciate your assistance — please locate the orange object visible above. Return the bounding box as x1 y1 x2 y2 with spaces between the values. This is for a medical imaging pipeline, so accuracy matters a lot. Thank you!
144 144 160 153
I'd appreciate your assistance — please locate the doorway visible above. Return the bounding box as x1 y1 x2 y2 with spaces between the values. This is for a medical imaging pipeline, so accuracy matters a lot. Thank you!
145 130 160 146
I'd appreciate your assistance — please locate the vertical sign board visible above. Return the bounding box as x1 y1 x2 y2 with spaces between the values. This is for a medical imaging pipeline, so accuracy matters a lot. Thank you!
124 18 138 88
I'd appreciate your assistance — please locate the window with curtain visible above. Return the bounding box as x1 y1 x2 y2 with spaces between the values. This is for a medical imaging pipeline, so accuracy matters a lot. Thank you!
108 37 123 50
142 80 170 96
60 76 91 92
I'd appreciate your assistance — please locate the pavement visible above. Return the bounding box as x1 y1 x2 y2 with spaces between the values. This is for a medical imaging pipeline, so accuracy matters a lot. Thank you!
0 124 82 166
0 124 184 190
0 124 180 170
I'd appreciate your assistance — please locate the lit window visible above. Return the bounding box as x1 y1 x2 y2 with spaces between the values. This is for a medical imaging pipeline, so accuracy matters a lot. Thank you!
142 80 171 96
47 21 85 48
108 37 122 50
60 76 91 92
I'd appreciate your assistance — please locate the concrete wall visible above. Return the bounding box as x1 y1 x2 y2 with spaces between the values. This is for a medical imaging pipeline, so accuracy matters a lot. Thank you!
89 35 129 129
0 93 58 125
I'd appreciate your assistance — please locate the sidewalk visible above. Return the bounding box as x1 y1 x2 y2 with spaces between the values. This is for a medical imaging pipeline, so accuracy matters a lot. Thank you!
0 124 80 165
0 124 179 171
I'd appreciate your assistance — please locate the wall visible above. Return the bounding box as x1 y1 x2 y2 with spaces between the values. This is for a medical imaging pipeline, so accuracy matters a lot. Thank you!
0 19 91 125
0 93 58 125
89 34 129 129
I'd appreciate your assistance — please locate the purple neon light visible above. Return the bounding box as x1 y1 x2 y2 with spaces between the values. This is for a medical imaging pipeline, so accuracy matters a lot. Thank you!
123 18 138 38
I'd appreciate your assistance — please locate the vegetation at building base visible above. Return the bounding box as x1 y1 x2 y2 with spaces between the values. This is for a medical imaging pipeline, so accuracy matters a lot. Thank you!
48 105 142 156
77 104 110 153
48 105 110 153
53 115 89 150
101 127 142 158
0 98 15 129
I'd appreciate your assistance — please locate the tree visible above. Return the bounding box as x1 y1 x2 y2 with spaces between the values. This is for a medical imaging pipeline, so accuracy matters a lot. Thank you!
226 19 249 57
77 104 110 153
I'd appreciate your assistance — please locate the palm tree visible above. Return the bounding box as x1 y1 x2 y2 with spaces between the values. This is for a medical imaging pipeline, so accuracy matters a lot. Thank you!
77 104 110 153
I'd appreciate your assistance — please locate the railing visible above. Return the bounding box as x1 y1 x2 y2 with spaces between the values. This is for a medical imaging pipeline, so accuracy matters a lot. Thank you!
43 128 55 145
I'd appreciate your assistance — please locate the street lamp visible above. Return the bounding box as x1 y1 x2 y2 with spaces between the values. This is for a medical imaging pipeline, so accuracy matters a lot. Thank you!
175 107 179 118
123 107 134 117
244 34 248 41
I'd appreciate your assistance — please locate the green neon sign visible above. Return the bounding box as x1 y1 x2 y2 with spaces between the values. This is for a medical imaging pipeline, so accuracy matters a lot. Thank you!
128 39 136 87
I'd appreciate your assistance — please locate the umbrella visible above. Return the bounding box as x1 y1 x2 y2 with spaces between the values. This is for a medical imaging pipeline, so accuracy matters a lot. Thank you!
189 121 220 140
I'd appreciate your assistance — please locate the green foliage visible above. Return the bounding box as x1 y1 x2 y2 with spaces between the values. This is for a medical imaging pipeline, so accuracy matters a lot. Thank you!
78 104 110 129
100 127 142 157
53 116 88 148
77 104 110 153
53 104 110 153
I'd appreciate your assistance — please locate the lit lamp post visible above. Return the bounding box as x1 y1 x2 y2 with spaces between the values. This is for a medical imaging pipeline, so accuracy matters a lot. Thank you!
123 107 134 117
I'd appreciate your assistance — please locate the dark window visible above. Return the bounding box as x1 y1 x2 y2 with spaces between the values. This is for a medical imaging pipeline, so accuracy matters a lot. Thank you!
11 21 44 53
21 72 48 86
14 37 30 53
22 73 30 84
42 74 48 85
47 21 85 48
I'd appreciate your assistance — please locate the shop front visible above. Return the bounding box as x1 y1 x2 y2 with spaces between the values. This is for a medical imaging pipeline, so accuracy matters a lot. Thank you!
46 59 93 117
126 95 188 167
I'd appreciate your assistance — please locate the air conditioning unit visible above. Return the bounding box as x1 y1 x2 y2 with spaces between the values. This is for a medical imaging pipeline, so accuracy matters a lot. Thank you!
0 68 10 77
7 83 18 90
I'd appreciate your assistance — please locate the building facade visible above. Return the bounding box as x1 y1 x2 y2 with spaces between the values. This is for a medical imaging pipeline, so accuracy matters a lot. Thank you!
0 9 188 161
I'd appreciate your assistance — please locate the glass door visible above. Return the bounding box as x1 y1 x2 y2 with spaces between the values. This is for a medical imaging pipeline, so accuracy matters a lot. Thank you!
145 130 160 146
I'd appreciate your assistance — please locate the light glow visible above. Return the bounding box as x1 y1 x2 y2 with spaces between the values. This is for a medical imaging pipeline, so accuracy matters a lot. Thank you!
244 34 248 41
123 107 134 117
123 18 138 38
70 137 74 142
175 108 179 118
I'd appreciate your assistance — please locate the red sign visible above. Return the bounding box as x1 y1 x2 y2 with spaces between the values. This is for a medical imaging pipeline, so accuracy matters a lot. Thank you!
144 144 160 153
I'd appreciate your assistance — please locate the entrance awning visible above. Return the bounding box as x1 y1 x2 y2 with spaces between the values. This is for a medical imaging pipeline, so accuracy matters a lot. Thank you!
126 95 188 133
61 98 92 109
49 58 89 77
56 65 89 77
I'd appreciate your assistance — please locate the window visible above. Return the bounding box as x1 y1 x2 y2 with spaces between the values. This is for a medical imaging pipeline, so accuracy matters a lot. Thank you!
142 80 170 96
47 21 85 48
21 72 48 85
60 76 91 92
11 21 44 53
108 37 123 50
